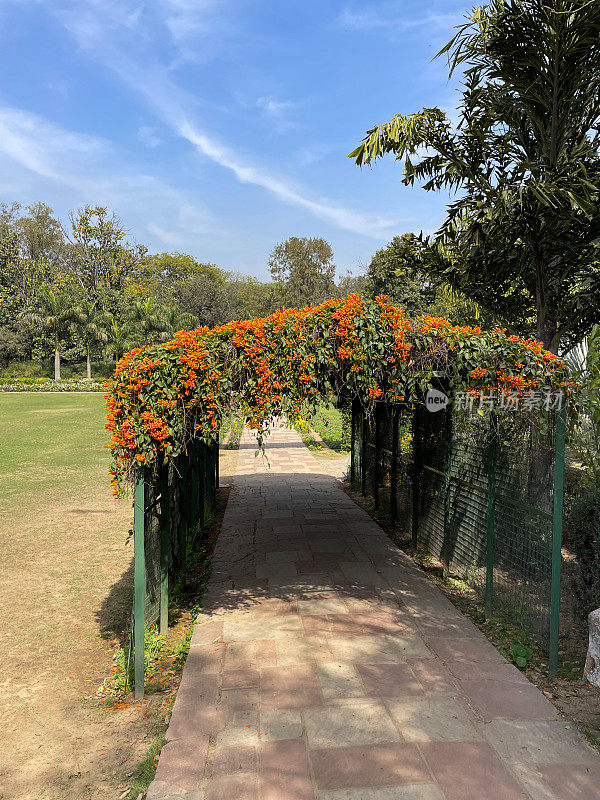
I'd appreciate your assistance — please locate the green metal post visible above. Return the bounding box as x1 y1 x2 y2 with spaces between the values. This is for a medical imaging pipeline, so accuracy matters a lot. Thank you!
374 404 381 508
133 469 146 699
361 411 368 496
159 462 170 636
484 416 498 619
214 438 220 493
549 403 567 680
442 406 453 579
390 405 399 525
206 442 212 516
198 441 206 528
179 456 188 582
350 399 357 486
190 441 199 529
206 441 213 507
411 405 422 547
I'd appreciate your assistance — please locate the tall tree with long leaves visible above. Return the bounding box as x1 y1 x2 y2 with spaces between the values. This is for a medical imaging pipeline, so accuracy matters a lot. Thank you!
72 299 109 378
350 0 600 353
126 297 174 346
24 286 74 379
105 317 134 362
159 305 198 339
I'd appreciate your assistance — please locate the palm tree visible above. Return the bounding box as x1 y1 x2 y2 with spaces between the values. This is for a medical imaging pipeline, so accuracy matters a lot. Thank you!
24 286 74 379
126 297 169 345
126 298 197 345
159 306 198 340
72 299 109 378
349 0 600 353
105 316 135 362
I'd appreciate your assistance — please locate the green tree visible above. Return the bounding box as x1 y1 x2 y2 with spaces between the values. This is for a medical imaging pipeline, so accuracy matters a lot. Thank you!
336 271 370 298
224 275 275 320
125 298 173 346
429 284 487 327
15 202 65 265
568 325 600 481
72 299 109 378
0 326 29 369
269 237 336 308
134 252 224 301
0 203 65 317
105 317 134 362
65 206 146 310
366 234 437 313
175 275 238 327
350 0 600 353
0 205 22 322
160 305 198 337
24 286 75 379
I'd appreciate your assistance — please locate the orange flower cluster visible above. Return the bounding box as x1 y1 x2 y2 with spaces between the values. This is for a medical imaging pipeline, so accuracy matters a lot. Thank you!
105 294 574 494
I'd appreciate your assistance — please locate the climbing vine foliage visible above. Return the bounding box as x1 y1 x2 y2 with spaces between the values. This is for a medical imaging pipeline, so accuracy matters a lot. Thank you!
105 294 574 494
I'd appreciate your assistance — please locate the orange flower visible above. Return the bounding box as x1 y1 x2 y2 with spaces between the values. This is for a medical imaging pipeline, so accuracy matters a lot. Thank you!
105 293 574 493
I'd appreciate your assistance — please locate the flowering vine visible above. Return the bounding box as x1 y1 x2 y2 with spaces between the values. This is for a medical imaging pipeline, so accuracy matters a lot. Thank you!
105 294 574 494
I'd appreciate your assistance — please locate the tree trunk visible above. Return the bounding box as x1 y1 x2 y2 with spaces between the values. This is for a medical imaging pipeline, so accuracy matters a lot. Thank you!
527 435 554 516
54 349 60 380
87 350 92 379
535 256 559 354
536 312 559 354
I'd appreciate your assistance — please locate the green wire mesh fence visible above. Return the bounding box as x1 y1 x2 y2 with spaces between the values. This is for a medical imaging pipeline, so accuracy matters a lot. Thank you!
132 439 219 697
351 397 566 678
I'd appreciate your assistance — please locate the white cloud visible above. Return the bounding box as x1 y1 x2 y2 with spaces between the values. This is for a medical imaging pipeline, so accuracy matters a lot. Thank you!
7 0 401 242
146 201 216 248
57 0 143 51
256 96 298 133
256 97 295 116
337 3 460 34
178 119 394 237
0 107 107 183
294 142 338 168
163 0 218 40
138 126 162 148
96 54 399 239
0 106 216 250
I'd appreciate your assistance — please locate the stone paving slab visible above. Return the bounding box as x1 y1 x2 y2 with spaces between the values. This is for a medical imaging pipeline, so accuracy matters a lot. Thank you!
147 422 600 800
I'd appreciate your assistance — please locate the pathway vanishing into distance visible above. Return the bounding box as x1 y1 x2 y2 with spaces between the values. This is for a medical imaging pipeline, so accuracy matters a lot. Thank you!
148 422 600 800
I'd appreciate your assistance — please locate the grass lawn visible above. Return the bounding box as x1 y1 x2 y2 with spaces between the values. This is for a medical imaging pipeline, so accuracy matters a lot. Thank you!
297 402 351 454
0 393 157 800
0 393 113 505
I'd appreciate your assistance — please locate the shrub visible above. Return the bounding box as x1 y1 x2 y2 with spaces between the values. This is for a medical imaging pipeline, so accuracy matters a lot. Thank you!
340 403 352 450
57 361 116 379
566 480 600 623
1 359 45 378
91 360 117 379
1 359 116 380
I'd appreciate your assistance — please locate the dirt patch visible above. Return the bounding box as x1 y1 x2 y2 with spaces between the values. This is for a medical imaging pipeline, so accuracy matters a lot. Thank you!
0 394 232 799
0 487 148 800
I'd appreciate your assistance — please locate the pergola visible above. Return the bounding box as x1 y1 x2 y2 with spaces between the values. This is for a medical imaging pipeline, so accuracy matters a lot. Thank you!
105 295 573 696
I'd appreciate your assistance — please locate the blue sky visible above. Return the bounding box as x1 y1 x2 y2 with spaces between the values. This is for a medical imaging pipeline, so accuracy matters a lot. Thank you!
0 0 471 280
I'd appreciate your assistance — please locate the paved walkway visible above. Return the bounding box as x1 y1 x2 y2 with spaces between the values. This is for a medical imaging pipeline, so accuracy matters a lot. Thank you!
148 423 600 800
